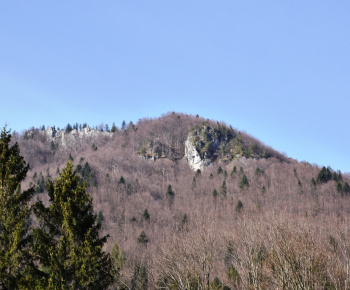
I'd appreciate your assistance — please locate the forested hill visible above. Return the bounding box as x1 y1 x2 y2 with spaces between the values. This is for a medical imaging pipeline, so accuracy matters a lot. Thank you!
11 112 350 289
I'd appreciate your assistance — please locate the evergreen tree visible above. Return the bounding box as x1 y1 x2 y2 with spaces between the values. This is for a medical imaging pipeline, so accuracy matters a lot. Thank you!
343 182 350 195
111 243 125 283
137 231 149 245
111 122 117 133
32 161 114 289
118 176 125 185
131 264 148 290
165 184 175 206
65 123 73 134
0 127 36 288
236 200 243 212
142 209 150 221
317 166 332 183
239 174 249 189
230 166 237 177
220 180 227 197
217 166 223 175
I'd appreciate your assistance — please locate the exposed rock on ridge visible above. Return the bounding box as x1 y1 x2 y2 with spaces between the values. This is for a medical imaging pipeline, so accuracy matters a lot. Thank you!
45 127 112 148
184 134 211 171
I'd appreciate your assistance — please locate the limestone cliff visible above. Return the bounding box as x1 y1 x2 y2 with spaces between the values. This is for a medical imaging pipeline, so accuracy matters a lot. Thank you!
45 127 112 148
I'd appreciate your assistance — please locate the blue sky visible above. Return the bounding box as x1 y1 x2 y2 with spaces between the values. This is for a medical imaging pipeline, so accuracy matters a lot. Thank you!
1 1 349 172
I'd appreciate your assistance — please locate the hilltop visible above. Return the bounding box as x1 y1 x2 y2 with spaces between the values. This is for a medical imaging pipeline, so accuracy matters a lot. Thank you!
11 112 350 289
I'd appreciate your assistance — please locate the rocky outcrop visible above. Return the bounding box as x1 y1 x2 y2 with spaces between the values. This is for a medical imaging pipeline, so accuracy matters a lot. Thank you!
184 134 211 171
45 127 112 148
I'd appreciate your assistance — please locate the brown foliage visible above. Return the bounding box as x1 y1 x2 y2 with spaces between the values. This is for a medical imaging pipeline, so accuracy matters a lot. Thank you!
15 113 350 289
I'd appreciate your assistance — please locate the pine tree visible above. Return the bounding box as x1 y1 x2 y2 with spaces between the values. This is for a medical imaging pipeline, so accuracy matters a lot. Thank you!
239 174 249 189
220 180 227 197
111 243 125 284
142 209 150 221
131 264 148 290
0 127 36 288
165 184 175 206
32 161 114 289
111 122 117 133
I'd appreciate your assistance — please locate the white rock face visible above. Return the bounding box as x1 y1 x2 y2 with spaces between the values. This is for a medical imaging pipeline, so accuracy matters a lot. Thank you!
184 135 211 171
45 127 112 148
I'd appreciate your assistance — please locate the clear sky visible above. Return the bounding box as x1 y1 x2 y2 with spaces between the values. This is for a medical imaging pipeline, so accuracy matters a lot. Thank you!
1 1 349 173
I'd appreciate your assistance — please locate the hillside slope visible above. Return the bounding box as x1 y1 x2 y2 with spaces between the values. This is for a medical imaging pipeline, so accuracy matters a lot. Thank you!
13 112 350 289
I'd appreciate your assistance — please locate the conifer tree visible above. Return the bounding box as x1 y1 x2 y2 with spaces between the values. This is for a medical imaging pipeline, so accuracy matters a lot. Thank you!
0 127 36 288
165 184 175 206
32 161 114 289
111 122 117 133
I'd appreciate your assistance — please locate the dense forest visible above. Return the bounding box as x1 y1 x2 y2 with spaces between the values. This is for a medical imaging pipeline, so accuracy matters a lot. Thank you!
2 112 350 289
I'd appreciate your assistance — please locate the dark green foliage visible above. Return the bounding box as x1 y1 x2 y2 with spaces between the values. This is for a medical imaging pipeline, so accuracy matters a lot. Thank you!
76 161 98 187
196 169 201 176
131 264 148 290
91 143 98 151
68 152 73 161
97 210 105 226
111 122 117 133
239 174 249 189
343 182 350 195
182 214 188 225
255 167 265 176
111 243 125 282
236 200 243 212
210 173 214 179
65 123 73 133
137 231 149 245
143 209 150 221
121 120 126 130
32 161 114 289
166 184 175 205
261 186 266 194
227 264 240 286
50 140 58 155
224 170 228 178
35 172 46 193
220 180 227 197
224 241 235 266
332 171 343 182
234 132 245 156
231 166 237 176
118 176 125 185
210 277 223 289
212 189 218 198
0 128 36 288
310 178 316 187
105 124 109 132
217 166 223 175
298 179 302 194
317 166 333 183
337 181 343 193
